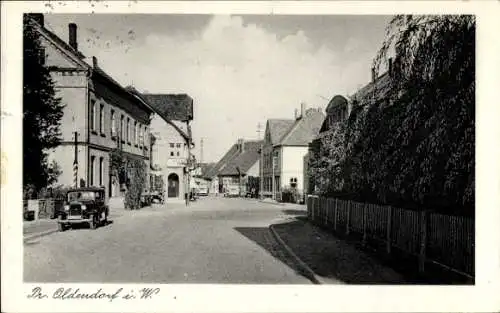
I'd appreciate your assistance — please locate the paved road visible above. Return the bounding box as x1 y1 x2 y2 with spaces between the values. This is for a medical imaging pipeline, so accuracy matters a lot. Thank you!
24 197 311 284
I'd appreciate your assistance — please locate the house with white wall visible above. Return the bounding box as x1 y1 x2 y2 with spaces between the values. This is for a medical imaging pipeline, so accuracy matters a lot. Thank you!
133 93 195 203
261 103 324 201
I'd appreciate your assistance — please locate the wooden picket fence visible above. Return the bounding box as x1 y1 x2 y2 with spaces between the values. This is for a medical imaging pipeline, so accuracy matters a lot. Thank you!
307 195 474 279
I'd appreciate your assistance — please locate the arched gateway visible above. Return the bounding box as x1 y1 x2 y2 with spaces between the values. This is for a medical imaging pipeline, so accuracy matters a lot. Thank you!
167 173 180 198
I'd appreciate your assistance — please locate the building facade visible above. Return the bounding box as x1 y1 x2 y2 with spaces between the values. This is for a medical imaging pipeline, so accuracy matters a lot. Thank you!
261 103 325 201
207 139 262 196
29 14 154 204
140 94 195 202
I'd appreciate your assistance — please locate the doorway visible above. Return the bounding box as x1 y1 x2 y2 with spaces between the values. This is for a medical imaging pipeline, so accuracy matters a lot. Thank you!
167 173 180 198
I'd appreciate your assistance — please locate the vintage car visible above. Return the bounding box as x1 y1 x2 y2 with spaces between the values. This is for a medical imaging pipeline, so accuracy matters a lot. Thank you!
57 187 109 231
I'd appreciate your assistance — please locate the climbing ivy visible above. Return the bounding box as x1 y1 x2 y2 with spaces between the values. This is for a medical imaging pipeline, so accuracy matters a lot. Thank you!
109 148 147 210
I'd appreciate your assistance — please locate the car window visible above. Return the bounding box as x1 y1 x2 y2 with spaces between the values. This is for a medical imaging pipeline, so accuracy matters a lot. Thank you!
67 191 96 202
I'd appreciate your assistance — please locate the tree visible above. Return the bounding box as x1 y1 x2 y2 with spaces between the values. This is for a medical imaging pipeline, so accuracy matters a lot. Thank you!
346 15 475 214
309 15 475 216
23 15 65 192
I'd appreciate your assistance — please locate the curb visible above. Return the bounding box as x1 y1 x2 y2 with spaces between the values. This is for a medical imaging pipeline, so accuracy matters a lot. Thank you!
269 222 327 285
259 200 285 206
23 228 59 242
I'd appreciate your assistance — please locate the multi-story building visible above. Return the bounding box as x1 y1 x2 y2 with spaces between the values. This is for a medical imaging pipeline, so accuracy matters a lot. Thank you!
139 93 195 202
28 14 155 203
261 103 325 201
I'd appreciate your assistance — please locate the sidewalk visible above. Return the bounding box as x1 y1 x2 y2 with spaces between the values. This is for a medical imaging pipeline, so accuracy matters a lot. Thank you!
23 219 58 239
270 217 407 284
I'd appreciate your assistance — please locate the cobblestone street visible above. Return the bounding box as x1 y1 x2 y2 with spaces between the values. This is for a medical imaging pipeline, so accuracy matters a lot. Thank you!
24 197 311 284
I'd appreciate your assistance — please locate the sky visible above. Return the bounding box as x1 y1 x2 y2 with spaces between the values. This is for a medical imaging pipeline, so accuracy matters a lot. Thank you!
44 14 393 163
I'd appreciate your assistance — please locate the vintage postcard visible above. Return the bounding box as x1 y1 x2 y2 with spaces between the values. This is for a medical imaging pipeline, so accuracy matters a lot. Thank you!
1 0 499 312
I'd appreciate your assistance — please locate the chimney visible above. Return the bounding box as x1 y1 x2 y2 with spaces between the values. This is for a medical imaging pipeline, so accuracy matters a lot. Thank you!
294 108 298 119
301 102 306 118
92 56 98 68
68 23 78 51
237 138 244 152
29 13 44 26
371 67 376 82
388 58 393 77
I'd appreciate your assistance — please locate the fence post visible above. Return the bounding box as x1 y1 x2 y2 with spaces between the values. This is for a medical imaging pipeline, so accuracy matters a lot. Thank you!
386 206 392 254
333 199 337 232
418 210 428 273
325 198 329 226
346 200 351 235
362 204 367 246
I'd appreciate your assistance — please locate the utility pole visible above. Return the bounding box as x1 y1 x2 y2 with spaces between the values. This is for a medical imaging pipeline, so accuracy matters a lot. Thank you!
73 131 78 188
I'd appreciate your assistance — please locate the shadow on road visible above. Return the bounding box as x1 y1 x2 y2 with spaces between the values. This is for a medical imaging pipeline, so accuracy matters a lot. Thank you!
233 227 315 283
272 220 411 284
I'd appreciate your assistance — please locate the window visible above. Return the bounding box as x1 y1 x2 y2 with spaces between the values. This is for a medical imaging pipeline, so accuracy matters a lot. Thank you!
99 157 104 186
99 104 104 134
111 110 116 136
90 156 95 186
134 122 138 145
90 100 96 131
126 118 130 143
120 115 125 140
170 151 174 157
38 47 46 65
176 143 181 148
176 151 180 156
139 126 143 146
170 143 175 148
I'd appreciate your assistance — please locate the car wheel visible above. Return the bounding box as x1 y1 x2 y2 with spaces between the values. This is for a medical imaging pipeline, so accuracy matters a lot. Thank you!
102 211 107 225
58 223 66 232
89 215 97 229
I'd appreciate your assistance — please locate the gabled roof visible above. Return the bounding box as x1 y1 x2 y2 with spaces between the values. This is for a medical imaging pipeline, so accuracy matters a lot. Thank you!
195 162 217 178
218 140 263 176
28 16 86 60
127 88 191 142
267 119 295 145
141 94 194 122
278 108 325 146
204 144 240 179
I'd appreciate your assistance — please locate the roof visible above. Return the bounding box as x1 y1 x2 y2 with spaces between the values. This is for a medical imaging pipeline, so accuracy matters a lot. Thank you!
204 143 240 179
141 94 194 122
267 119 295 145
28 16 86 60
278 108 325 146
350 72 393 103
90 69 155 120
127 88 191 142
218 140 263 176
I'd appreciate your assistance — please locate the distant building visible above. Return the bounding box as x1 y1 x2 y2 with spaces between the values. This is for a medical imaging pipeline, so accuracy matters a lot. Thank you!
192 162 216 195
27 14 155 205
136 93 195 202
208 139 263 196
261 103 325 201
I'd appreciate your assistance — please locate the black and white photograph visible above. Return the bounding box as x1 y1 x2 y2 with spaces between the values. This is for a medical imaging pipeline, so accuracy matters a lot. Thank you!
2 1 499 312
